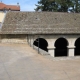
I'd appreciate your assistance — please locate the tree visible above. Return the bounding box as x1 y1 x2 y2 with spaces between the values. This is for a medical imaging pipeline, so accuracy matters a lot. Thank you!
35 0 58 11
35 0 80 13
71 0 80 13
57 0 73 12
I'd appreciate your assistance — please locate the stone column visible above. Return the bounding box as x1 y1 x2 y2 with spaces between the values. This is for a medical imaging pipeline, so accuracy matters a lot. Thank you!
47 39 56 57
68 46 75 57
28 35 31 46
30 35 35 47
68 39 76 57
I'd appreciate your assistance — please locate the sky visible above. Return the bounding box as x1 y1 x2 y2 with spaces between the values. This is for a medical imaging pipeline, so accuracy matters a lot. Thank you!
1 0 39 11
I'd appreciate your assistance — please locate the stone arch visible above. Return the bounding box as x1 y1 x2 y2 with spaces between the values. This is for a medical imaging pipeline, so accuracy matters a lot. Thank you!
33 38 48 52
74 37 80 56
54 37 68 57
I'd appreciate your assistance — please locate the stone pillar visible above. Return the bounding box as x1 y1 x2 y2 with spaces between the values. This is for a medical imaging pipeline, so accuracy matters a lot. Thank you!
68 46 75 57
28 35 31 46
47 39 56 57
68 39 76 57
0 35 1 42
30 35 35 47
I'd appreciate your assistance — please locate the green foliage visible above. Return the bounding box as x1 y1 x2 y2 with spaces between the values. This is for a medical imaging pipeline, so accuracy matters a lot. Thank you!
57 0 73 12
35 0 58 11
72 0 80 13
35 0 80 13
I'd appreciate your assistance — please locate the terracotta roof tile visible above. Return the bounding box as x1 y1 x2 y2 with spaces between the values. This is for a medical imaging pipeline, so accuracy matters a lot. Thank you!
0 2 5 9
0 2 20 11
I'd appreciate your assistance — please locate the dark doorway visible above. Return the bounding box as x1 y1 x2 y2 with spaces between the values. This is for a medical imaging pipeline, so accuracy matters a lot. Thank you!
75 38 80 56
33 38 48 52
54 38 68 57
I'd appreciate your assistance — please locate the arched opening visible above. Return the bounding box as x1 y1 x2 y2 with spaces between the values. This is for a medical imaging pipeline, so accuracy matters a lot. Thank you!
75 38 80 56
54 38 68 57
33 38 48 52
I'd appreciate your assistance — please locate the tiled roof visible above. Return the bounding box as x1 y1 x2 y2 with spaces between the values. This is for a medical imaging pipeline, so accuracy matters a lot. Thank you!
1 11 80 34
0 2 20 11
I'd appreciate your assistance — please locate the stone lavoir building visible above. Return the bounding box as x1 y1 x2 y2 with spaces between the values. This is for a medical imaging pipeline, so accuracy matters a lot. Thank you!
0 11 80 57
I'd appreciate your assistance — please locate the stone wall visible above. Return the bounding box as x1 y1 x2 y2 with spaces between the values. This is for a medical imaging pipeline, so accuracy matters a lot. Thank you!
33 45 50 55
27 34 80 57
0 34 80 57
0 34 28 43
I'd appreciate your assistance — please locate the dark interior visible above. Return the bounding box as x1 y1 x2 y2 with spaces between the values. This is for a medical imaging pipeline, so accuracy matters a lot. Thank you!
33 38 48 52
54 38 68 57
75 38 80 56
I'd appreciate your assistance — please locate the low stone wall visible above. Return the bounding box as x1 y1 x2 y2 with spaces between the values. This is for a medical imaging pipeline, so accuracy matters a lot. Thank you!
1 39 27 43
0 34 27 44
33 45 50 55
